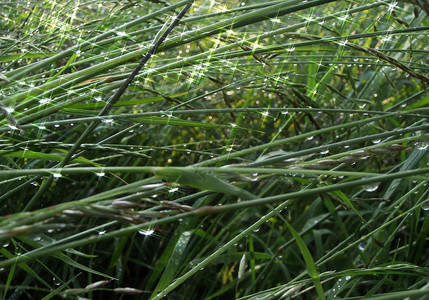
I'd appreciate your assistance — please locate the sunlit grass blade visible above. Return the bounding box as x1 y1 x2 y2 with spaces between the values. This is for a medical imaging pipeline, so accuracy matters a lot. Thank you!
153 167 258 200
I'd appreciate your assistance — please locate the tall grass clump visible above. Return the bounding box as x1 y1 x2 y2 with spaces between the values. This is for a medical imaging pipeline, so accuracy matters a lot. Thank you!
1 0 429 299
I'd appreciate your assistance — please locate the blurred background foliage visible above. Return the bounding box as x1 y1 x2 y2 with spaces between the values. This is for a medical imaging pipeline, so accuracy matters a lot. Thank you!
0 0 429 299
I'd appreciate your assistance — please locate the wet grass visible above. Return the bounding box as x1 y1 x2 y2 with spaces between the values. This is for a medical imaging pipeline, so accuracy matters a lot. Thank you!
0 0 429 299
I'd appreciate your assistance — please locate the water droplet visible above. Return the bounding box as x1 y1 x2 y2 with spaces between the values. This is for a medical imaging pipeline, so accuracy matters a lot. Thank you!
358 241 366 251
338 14 349 21
422 200 429 211
52 277 61 286
98 230 106 235
363 182 379 192
251 173 259 182
345 275 351 280
139 229 154 236
53 173 62 178
169 187 179 193
39 98 51 104
33 235 42 241
102 119 114 124
415 140 429 150
372 139 381 144
96 172 105 177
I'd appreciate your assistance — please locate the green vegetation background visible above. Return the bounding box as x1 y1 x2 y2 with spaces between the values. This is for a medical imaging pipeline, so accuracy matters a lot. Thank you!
0 0 429 299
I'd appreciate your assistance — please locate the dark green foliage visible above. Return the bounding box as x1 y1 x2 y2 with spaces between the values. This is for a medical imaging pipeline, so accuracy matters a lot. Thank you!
0 0 429 299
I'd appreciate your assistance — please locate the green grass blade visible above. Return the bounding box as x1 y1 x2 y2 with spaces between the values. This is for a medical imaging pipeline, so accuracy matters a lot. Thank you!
283 219 326 300
153 167 257 200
